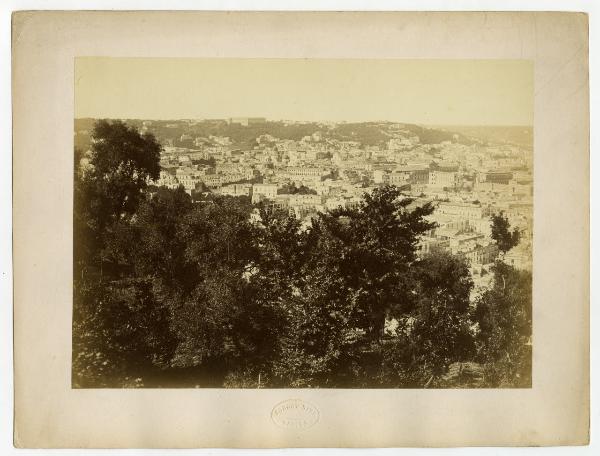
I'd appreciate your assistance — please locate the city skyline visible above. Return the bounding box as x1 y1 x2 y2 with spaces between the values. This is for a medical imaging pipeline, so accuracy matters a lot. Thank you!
75 117 533 127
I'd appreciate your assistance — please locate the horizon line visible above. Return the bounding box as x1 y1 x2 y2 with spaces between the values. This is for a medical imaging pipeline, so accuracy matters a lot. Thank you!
74 117 533 128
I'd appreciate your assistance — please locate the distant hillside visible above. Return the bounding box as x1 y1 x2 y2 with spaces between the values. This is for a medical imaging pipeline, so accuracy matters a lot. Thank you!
75 118 482 150
430 125 533 149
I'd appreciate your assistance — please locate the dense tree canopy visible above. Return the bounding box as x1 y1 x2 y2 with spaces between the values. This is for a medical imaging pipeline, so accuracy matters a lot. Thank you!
473 261 532 387
74 120 163 279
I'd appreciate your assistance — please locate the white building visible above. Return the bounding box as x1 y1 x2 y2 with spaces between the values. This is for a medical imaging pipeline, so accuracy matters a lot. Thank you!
252 183 278 203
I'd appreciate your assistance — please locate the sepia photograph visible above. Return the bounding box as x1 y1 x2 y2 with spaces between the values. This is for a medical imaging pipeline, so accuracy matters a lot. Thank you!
73 58 534 389
11 10 590 448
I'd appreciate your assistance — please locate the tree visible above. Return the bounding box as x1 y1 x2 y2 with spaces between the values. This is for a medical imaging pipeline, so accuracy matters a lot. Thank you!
126 186 194 284
73 120 168 387
263 185 439 387
82 120 161 225
269 221 364 387
319 185 436 341
158 194 271 380
473 261 532 387
230 205 321 386
407 250 476 386
491 211 520 253
277 182 317 195
195 181 210 192
72 277 177 387
74 120 162 278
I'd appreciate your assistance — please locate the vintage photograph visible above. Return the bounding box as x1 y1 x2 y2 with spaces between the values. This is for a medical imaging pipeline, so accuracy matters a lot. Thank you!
72 58 533 389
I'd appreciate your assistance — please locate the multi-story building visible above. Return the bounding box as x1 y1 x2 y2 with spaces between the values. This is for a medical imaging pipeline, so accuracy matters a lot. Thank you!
393 165 430 185
437 202 490 220
483 170 513 185
176 167 205 190
252 183 278 203
460 242 499 266
215 163 240 175
219 184 252 197
373 169 389 184
228 117 266 126
155 170 180 189
289 194 324 207
201 175 223 189
429 170 459 189
279 167 330 181
388 172 409 186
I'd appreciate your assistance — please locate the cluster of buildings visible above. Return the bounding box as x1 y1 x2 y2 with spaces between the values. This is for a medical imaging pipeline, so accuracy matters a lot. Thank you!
146 120 533 285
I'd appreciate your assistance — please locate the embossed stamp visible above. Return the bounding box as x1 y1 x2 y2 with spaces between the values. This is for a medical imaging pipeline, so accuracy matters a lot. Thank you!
271 399 320 430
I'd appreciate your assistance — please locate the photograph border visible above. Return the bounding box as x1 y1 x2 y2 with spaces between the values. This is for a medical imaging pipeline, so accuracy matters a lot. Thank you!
12 10 589 448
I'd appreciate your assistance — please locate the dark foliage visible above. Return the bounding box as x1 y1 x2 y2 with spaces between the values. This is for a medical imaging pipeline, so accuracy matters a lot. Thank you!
491 211 521 253
277 183 318 195
473 261 532 387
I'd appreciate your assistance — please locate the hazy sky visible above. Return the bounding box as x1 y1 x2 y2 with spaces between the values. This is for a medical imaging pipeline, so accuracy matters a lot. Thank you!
75 58 533 126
